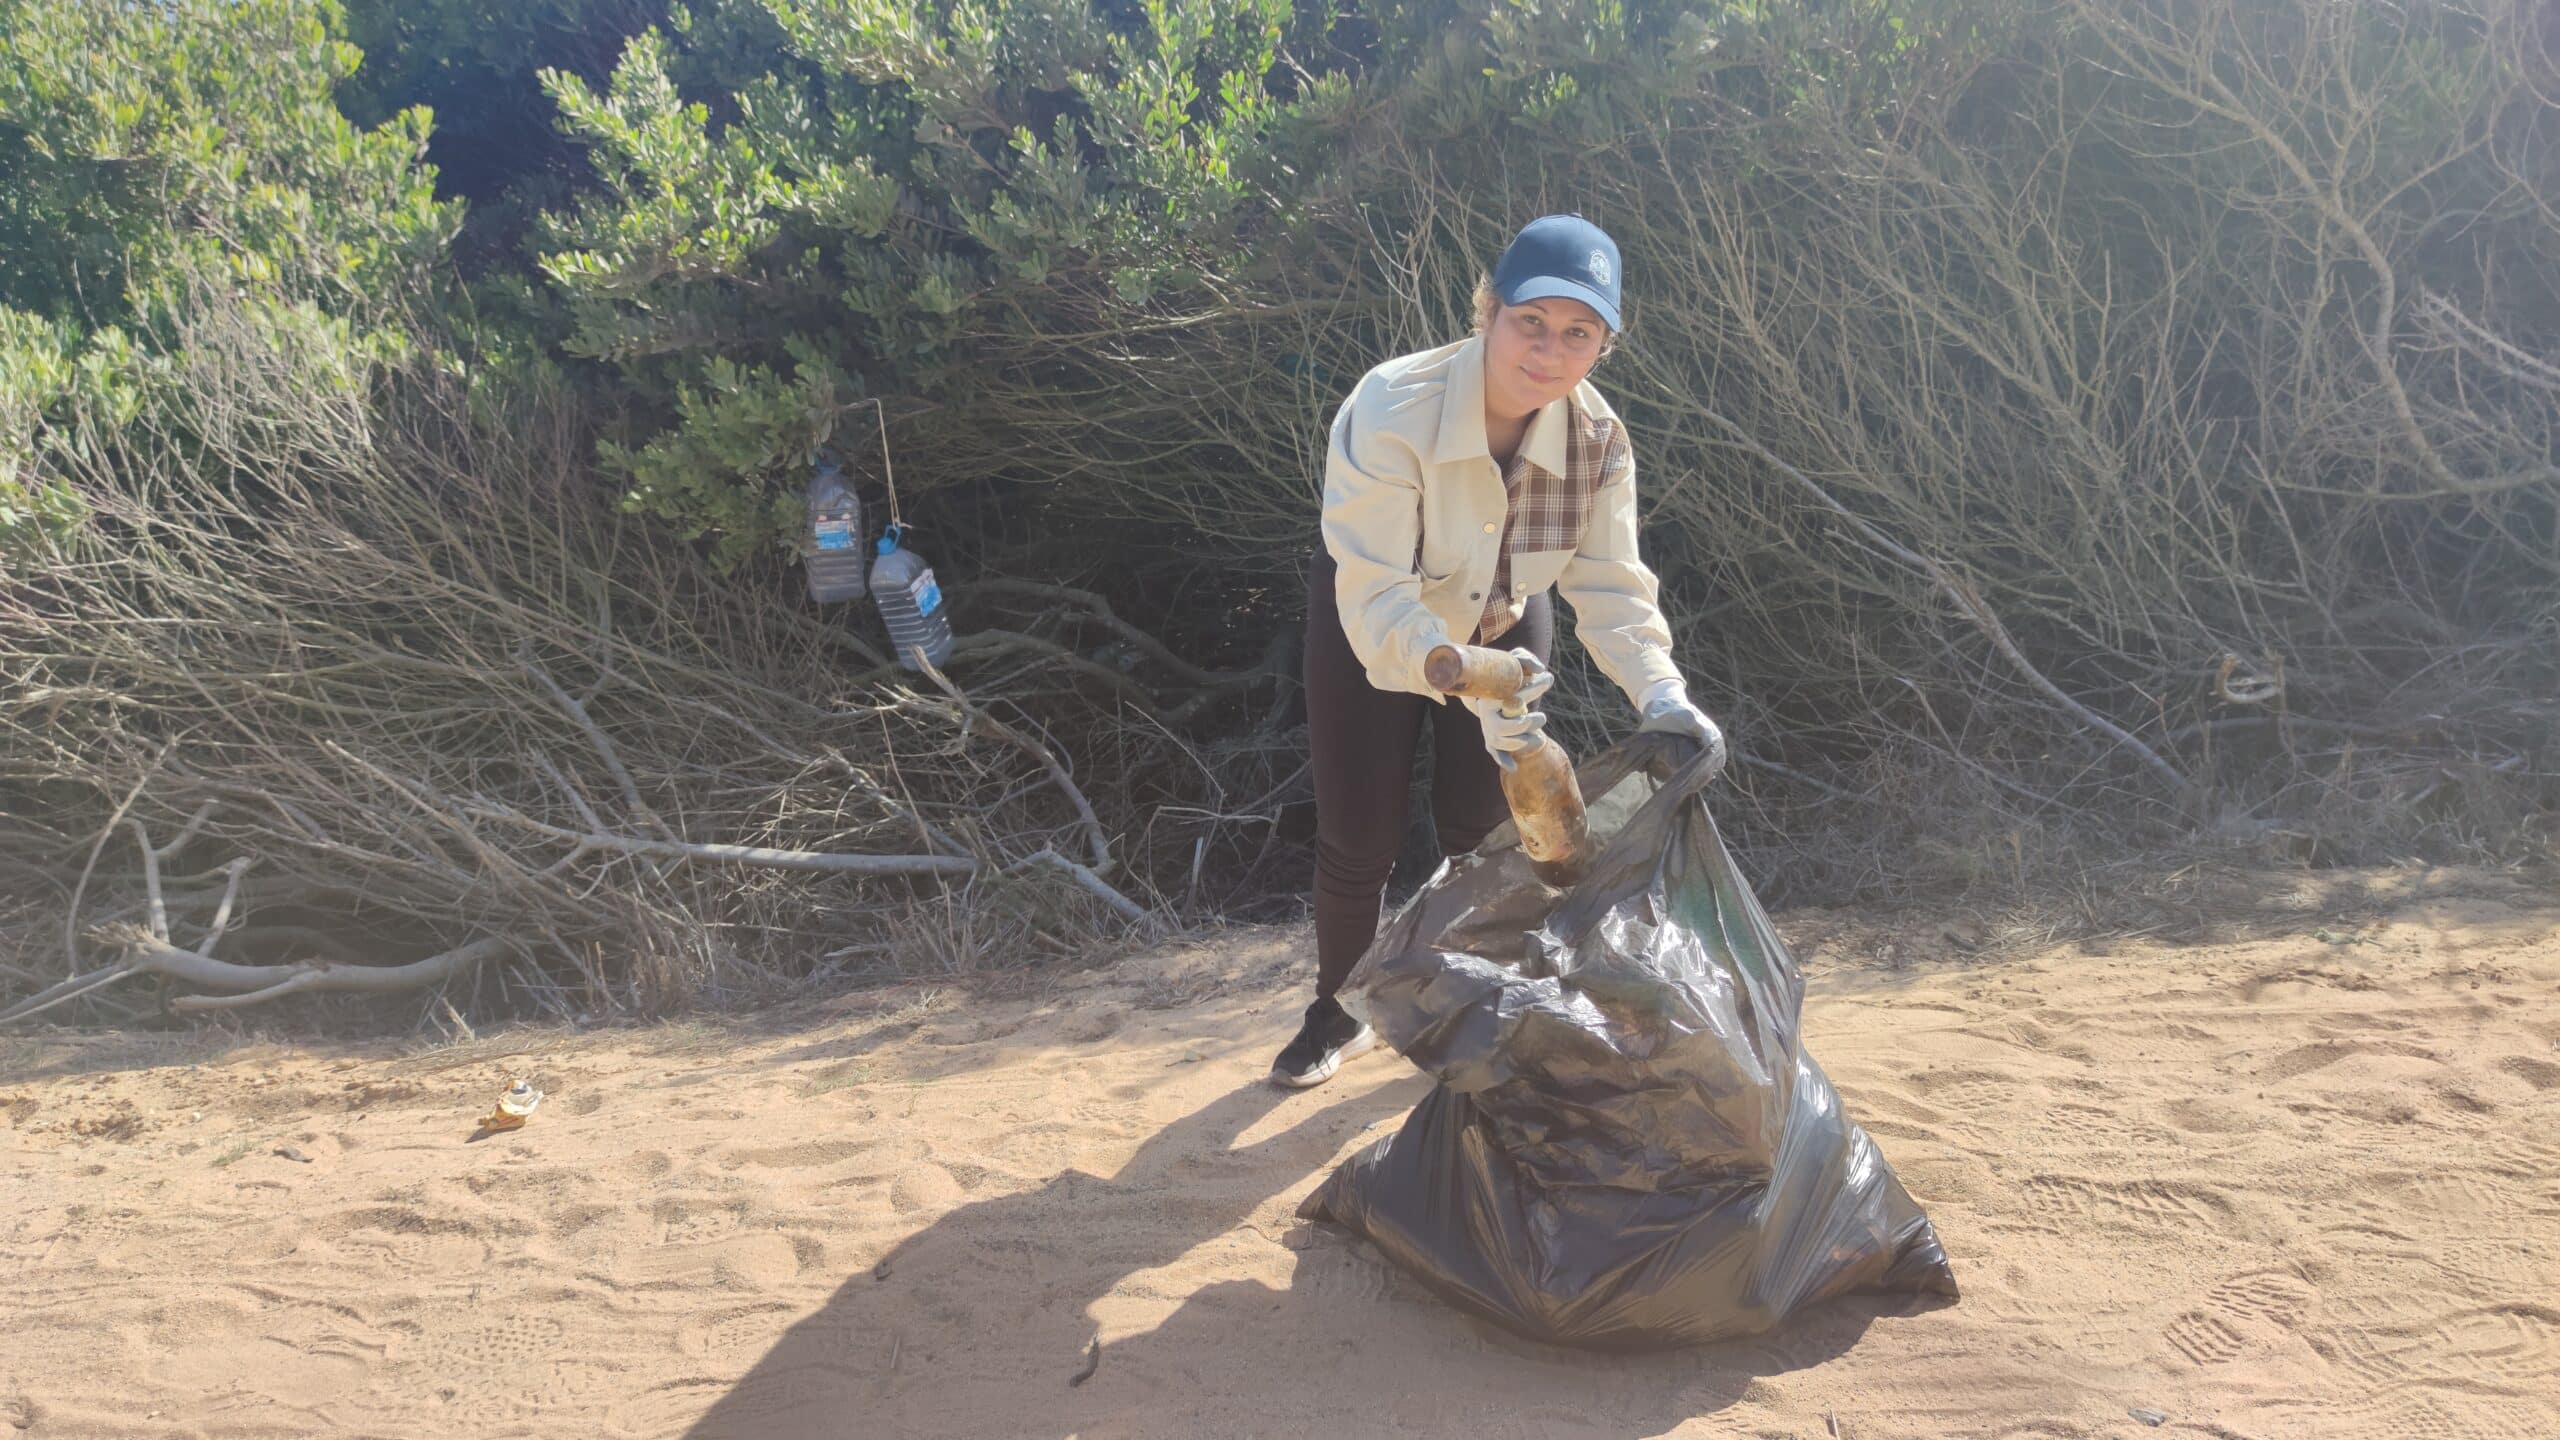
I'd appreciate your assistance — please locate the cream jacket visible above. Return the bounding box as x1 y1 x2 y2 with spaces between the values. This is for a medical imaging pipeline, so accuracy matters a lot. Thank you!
1319 334 1682 706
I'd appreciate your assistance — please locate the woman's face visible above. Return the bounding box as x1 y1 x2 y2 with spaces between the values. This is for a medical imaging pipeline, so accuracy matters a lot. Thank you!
1482 297 1610 420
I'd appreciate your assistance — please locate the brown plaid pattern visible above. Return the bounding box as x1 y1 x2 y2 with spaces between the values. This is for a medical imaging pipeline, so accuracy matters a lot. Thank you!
1474 404 1632 642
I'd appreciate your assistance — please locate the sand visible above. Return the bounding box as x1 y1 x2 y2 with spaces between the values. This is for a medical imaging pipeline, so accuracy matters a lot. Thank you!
4 866 2557 1439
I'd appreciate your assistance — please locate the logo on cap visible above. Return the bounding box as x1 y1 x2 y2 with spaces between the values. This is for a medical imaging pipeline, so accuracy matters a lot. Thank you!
1589 250 1611 286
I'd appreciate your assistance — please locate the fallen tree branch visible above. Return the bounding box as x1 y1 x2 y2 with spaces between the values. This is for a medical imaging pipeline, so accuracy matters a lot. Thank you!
468 801 981 877
165 932 514 1009
63 752 178 975
0 963 141 1026
199 857 251 959
0 930 516 1023
913 650 1116 876
130 818 170 944
1006 846 1155 928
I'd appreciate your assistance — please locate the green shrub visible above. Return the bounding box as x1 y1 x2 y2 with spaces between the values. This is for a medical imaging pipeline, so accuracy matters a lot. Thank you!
537 0 1310 565
0 0 454 335
0 0 459 556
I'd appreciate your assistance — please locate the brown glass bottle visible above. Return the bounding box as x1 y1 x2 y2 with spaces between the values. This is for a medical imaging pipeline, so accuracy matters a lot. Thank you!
1424 644 1592 883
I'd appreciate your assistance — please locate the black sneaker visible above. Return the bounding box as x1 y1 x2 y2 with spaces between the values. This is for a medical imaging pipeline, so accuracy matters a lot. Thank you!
1270 995 1376 1089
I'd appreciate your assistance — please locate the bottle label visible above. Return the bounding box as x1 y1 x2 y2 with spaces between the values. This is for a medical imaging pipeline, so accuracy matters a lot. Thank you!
814 518 856 552
909 569 942 617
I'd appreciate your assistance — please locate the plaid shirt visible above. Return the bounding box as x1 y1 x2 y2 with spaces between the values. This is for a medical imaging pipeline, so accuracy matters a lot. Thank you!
1476 405 1633 643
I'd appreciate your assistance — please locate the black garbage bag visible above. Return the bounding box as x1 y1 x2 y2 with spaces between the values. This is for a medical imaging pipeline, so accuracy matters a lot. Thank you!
1299 735 1958 1349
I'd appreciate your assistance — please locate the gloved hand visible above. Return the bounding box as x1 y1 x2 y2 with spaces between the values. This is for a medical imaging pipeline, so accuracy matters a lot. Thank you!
1461 649 1554 770
1636 677 1729 780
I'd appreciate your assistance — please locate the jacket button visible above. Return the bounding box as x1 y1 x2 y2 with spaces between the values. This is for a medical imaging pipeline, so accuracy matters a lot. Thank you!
1481 521 1498 534
1469 591 1482 601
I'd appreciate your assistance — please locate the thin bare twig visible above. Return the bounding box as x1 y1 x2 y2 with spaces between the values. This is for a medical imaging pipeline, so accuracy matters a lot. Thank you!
1699 414 2199 805
65 742 171 975
1007 847 1156 928
468 801 981 878
913 651 1116 876
526 655 676 841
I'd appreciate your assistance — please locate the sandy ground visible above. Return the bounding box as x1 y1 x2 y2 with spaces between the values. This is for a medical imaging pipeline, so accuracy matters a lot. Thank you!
4 866 2558 1440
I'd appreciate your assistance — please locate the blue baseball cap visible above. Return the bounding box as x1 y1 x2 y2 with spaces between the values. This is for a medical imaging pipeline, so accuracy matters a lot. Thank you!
1491 214 1622 331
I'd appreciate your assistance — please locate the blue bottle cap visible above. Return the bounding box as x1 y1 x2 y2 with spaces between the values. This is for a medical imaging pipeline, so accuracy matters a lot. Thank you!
876 524 903 556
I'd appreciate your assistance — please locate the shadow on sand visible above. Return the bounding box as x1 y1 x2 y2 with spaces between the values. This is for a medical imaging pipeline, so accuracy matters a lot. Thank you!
681 1072 1933 1440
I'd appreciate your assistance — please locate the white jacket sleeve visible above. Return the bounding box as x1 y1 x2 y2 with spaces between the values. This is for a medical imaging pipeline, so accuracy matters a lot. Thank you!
1555 444 1683 708
1319 392 1455 700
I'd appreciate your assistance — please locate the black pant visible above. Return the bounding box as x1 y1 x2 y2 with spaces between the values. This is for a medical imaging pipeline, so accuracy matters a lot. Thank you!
1304 549 1555 998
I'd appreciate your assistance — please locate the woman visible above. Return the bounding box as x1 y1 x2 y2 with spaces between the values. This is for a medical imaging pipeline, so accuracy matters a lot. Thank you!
1273 214 1728 1089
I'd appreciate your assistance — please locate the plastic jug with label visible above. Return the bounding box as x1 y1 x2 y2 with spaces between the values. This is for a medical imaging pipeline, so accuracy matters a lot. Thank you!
804 454 867 603
869 523 954 669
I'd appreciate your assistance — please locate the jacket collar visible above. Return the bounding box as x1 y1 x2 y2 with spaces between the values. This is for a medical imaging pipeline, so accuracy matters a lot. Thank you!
1433 334 1573 476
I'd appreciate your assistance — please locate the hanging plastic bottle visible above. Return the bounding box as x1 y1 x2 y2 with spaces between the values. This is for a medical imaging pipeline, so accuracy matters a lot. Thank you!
804 452 867 603
870 522 954 669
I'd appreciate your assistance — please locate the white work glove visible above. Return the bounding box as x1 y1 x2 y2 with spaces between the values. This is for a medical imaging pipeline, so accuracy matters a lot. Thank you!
1636 677 1729 781
1460 649 1554 770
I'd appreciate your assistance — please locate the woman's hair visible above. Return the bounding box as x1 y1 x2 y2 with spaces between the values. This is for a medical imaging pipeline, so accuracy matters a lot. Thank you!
1472 274 1619 357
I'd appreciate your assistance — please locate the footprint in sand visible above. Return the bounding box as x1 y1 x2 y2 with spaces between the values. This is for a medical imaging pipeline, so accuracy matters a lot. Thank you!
716 1137 877 1171
1856 1117 1947 1145
2161 1095 2267 1135
335 1229 492 1276
634 1231 803 1289
147 1335 371 1406
607 1368 846 1434
2257 1041 2362 1082
1854 1086 1956 1130
1998 1018 2059 1050
1067 1097 1147 1131
478 1358 623 1422
2425 1230 2554 1291
546 1201 629 1238
1290 1247 1400 1307
2039 1100 2182 1150
2161 1270 2317 1367
2321 1294 2560 1388
1919 1078 2021 1117
2016 1174 2235 1235
2421 1303 2560 1382
2377 1171 2524 1221
653 1196 751 1244
2278 1387 2558 1440
677 1301 801 1360
58 1206 148 1257
402 1311 568 1371
889 1162 966 1213
307 1203 493 1276
2163 1306 2250 1365
617 1148 675 1182
2493 1054 2560 1092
